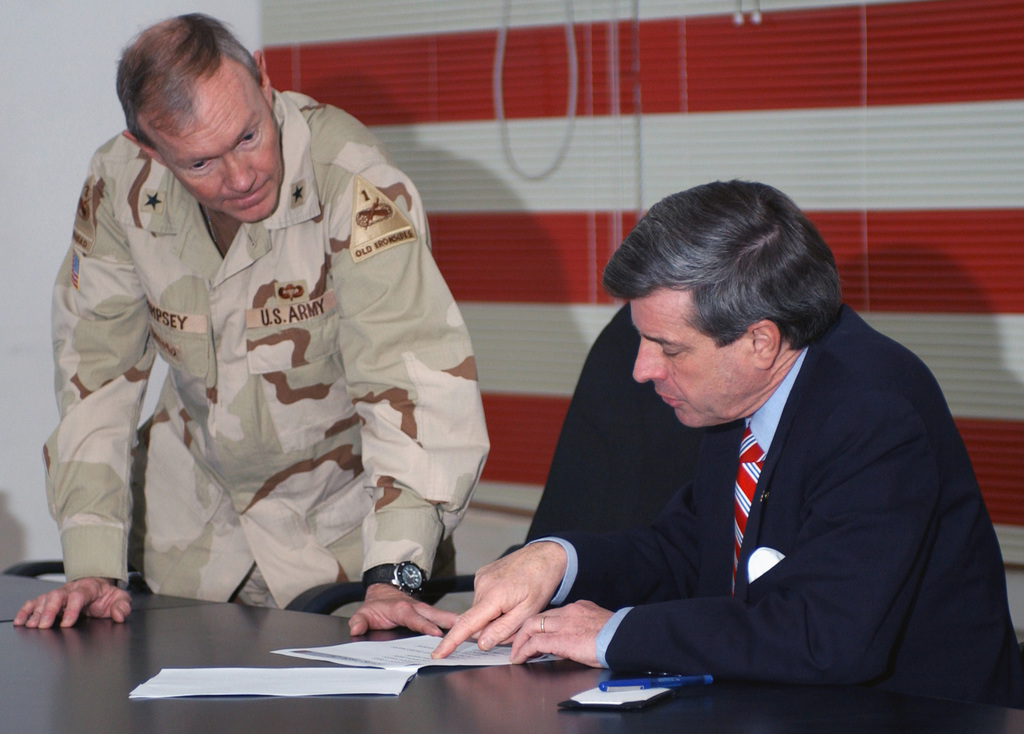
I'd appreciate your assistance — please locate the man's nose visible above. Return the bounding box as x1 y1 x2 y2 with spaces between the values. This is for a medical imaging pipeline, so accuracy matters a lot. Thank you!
633 340 663 384
223 153 257 192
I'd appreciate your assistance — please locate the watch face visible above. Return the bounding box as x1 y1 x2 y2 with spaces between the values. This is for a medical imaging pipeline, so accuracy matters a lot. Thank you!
398 562 423 590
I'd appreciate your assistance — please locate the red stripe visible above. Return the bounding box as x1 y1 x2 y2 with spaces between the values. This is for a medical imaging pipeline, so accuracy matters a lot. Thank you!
814 209 1024 315
480 394 570 486
429 209 1024 313
479 396 1024 526
863 210 1024 313
264 0 1024 125
957 418 1024 526
866 0 1024 107
685 8 864 112
431 211 635 304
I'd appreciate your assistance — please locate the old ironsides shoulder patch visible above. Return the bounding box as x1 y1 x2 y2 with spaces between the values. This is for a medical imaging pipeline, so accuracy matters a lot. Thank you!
349 175 416 263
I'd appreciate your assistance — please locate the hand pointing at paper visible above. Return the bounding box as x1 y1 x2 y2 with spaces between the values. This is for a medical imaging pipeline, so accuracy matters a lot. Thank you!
432 541 609 666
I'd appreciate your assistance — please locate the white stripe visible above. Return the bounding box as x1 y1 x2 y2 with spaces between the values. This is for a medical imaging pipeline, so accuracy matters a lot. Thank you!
264 0 929 45
736 486 753 516
863 313 1024 422
472 481 543 513
995 525 1024 567
374 101 1024 214
463 302 619 396
464 303 1024 422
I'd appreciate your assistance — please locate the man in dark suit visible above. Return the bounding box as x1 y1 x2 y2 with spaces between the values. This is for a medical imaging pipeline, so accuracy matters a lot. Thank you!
433 180 1024 707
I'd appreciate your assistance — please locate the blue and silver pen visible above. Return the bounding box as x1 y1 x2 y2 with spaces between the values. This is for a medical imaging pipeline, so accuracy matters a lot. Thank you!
599 674 713 691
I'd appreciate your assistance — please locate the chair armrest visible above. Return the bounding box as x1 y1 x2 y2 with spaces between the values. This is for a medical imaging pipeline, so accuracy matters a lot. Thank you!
285 573 477 615
3 560 65 577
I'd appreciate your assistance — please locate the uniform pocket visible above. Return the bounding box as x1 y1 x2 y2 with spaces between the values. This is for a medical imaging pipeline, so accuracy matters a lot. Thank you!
147 303 210 379
245 292 355 453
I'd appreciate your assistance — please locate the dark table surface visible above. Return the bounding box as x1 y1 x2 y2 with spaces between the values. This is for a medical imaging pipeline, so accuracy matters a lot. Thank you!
2 575 1023 733
0 574 60 621
0 573 207 622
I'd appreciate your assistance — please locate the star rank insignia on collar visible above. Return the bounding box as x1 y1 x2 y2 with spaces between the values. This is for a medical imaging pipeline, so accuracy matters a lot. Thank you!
143 188 164 214
291 181 306 207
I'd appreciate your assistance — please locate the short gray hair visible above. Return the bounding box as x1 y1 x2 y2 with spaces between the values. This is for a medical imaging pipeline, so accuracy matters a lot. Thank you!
602 180 842 348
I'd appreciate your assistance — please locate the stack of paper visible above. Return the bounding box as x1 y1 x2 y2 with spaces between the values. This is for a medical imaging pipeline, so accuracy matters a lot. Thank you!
129 635 550 699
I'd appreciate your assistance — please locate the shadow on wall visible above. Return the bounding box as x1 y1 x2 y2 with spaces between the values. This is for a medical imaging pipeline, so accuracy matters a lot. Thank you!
266 64 599 486
836 242 1024 531
381 106 597 488
0 490 27 571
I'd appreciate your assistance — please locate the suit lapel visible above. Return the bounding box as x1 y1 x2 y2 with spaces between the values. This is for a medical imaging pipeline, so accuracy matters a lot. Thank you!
734 338 824 598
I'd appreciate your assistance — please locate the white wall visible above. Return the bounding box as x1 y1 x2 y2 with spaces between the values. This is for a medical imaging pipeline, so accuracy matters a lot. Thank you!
0 1 259 570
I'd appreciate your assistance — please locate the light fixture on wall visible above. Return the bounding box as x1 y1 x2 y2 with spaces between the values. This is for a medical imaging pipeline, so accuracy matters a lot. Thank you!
734 0 763 25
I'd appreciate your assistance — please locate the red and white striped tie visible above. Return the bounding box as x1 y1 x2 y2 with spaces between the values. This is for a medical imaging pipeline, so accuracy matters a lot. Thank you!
734 425 765 587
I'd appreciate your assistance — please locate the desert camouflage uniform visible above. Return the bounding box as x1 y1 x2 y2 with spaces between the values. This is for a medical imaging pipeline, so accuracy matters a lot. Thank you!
44 91 489 607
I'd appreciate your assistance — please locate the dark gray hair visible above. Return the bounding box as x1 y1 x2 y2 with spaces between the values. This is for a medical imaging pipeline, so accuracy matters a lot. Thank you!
116 13 260 147
602 180 842 348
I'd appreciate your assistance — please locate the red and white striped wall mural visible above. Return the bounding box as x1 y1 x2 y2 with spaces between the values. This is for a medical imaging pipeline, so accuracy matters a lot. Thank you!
262 0 1024 556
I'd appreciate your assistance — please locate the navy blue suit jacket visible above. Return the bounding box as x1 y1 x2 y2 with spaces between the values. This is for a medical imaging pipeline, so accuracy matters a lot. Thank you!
560 306 1024 707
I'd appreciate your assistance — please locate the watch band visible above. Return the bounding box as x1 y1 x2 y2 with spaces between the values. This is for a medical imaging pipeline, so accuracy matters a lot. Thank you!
362 562 425 596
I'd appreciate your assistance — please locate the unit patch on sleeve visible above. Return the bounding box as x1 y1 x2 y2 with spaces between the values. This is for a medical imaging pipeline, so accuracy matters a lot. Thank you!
72 177 101 255
349 175 416 263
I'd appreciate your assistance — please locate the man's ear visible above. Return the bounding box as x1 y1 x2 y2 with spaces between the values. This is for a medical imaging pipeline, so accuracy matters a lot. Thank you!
121 131 167 166
747 319 783 369
253 50 273 103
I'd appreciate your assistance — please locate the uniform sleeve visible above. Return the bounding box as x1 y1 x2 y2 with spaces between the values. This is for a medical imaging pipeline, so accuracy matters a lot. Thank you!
44 160 156 583
328 163 489 576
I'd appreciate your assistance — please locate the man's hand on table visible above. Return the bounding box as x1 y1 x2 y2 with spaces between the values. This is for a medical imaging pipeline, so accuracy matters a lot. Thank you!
431 541 567 659
348 582 458 637
14 577 131 629
507 600 611 666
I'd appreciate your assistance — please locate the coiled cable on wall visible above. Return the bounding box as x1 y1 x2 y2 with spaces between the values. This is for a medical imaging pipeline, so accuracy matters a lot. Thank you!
493 0 578 180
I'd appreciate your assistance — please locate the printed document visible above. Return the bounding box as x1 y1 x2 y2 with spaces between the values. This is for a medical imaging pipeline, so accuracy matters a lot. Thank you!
129 666 416 699
275 634 555 669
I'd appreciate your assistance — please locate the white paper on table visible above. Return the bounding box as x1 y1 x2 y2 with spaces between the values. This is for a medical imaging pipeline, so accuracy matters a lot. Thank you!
570 686 671 706
128 666 417 699
274 634 556 669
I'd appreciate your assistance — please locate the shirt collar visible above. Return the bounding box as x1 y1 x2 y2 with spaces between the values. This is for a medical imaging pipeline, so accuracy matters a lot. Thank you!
748 347 807 454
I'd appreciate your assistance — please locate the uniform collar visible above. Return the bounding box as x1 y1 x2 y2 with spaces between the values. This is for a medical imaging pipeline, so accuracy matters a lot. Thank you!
261 90 322 231
129 89 322 240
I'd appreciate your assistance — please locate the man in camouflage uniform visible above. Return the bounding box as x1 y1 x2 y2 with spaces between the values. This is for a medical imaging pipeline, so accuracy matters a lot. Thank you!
16 14 488 634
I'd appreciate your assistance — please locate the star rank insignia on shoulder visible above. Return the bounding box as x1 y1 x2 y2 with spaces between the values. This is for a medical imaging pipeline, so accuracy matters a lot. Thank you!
349 176 416 263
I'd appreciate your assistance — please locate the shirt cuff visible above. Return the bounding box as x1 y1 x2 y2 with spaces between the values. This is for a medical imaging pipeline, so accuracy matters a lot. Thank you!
527 537 577 605
596 607 633 668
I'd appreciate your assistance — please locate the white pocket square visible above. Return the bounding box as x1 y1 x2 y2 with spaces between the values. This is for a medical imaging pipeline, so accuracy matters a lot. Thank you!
747 546 785 583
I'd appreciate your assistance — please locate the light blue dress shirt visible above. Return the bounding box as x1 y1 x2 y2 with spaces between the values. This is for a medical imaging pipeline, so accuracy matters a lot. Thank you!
535 348 808 667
